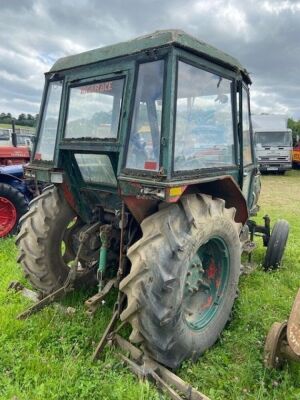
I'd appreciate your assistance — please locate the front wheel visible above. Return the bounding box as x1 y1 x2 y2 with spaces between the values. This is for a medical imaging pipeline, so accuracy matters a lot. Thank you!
263 220 289 270
120 194 242 369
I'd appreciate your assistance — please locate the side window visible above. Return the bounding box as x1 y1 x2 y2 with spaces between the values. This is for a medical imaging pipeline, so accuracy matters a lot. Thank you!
34 81 63 161
75 154 117 186
174 61 234 171
126 60 164 171
242 87 253 166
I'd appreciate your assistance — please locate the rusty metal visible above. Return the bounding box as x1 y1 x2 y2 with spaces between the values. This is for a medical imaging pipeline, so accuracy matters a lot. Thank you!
264 289 300 369
112 334 210 400
17 284 73 320
8 281 41 303
92 310 119 361
287 288 300 356
264 321 288 369
85 278 117 316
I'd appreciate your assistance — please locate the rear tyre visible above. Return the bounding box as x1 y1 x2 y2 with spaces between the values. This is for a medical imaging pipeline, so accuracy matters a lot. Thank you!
263 220 289 270
0 183 28 237
16 186 96 295
120 194 242 369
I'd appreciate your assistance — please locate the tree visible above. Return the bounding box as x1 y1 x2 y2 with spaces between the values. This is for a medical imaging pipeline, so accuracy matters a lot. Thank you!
288 118 300 144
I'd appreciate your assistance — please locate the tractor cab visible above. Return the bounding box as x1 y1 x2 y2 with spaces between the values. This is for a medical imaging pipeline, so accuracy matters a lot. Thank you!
27 30 258 224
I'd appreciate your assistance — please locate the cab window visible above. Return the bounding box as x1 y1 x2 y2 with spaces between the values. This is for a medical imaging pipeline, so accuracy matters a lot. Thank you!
174 61 234 171
126 60 164 171
65 78 124 139
34 80 63 161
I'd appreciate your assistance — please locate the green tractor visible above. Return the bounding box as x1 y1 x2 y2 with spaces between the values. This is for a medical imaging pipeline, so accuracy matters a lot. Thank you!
16 30 289 369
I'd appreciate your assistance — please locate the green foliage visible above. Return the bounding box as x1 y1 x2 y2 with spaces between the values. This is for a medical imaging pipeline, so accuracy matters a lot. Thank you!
288 118 300 144
0 171 300 399
0 113 39 128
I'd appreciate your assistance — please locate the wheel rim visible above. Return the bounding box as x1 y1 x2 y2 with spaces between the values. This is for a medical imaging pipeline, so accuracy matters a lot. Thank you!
0 196 17 237
183 236 230 330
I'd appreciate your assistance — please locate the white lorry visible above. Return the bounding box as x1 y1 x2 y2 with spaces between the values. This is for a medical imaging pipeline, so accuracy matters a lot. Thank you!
252 114 293 173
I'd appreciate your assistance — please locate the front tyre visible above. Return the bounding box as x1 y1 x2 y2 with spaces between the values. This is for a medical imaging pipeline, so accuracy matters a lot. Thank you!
263 220 289 270
120 194 242 369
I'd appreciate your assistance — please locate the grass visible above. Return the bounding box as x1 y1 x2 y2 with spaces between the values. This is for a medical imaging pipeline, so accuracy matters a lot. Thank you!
1 171 300 399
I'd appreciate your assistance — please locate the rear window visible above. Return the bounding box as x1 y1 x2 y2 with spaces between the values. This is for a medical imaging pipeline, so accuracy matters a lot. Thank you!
65 78 124 140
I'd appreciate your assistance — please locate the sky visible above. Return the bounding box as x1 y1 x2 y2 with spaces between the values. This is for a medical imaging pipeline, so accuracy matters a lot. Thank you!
0 0 300 119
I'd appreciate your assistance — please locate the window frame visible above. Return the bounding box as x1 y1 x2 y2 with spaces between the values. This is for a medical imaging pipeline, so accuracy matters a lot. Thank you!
241 84 254 167
171 55 239 178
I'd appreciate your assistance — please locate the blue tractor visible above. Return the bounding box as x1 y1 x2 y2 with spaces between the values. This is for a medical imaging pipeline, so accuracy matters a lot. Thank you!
0 164 33 237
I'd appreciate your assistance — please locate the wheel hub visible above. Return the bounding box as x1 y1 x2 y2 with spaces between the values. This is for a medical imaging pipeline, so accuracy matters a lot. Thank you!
183 237 229 330
0 196 17 237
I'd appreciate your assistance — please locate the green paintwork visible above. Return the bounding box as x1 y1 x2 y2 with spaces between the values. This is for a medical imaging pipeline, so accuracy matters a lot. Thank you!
28 30 259 223
49 30 251 83
183 237 230 330
98 246 107 274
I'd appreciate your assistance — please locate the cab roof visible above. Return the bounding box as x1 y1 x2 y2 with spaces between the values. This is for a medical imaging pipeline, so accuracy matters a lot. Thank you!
49 29 251 83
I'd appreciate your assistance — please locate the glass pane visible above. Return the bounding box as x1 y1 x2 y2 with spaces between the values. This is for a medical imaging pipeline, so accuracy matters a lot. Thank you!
242 88 252 166
65 78 124 139
75 153 117 186
0 130 10 141
34 81 63 161
16 134 34 146
174 62 234 171
256 131 292 147
126 60 164 171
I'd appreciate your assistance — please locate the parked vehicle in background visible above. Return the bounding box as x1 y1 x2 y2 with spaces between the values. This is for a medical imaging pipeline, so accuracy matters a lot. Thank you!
293 138 300 168
0 164 33 237
0 123 37 237
252 114 293 174
0 127 34 165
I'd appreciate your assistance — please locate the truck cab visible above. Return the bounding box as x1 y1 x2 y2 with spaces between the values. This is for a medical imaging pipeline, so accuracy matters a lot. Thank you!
252 115 293 173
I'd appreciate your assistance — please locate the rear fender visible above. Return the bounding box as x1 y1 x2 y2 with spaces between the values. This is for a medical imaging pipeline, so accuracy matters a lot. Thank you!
184 176 248 224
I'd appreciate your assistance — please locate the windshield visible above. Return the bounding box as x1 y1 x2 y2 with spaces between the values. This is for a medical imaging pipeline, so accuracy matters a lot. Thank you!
256 131 292 147
65 78 124 139
174 61 234 171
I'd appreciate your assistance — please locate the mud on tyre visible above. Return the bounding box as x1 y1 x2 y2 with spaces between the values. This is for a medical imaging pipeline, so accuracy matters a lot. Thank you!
120 194 242 369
